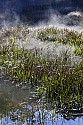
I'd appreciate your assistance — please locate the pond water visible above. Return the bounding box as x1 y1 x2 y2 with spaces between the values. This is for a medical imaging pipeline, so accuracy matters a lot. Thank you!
0 78 33 113
0 79 83 125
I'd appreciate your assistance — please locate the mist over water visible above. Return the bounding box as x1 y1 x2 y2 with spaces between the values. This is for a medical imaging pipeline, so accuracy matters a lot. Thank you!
0 0 83 27
0 0 83 63
0 0 83 62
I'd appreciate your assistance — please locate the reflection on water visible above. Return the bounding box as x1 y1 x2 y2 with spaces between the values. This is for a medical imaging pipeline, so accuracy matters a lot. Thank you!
0 79 83 125
0 79 32 114
0 109 83 125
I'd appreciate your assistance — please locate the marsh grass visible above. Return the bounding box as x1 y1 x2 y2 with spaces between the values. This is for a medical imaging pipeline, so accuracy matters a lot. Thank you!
37 27 83 57
0 26 83 111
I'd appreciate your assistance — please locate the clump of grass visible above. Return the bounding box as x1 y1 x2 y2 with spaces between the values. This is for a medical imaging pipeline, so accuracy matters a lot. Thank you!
0 26 83 108
37 27 83 57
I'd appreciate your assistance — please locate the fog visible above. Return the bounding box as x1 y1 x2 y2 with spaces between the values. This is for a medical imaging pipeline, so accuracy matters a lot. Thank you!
0 0 83 27
0 0 83 64
0 0 83 26
0 7 83 32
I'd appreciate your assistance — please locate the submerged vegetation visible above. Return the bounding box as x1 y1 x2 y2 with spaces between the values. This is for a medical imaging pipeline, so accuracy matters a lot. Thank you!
0 26 83 116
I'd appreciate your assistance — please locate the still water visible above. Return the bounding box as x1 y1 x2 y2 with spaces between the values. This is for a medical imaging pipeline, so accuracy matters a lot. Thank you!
0 79 83 125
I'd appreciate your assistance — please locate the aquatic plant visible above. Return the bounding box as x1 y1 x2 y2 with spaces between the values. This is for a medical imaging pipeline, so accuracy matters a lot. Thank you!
0 26 83 109
37 27 83 57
